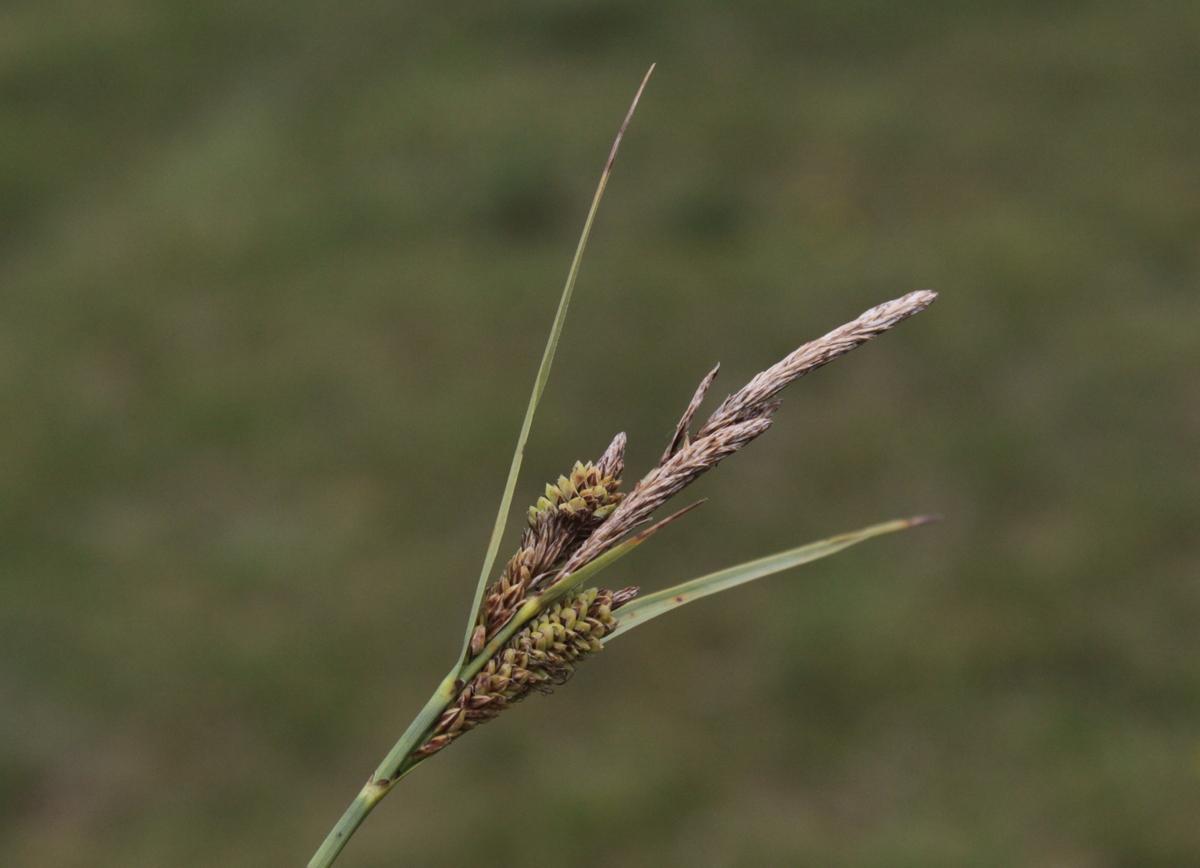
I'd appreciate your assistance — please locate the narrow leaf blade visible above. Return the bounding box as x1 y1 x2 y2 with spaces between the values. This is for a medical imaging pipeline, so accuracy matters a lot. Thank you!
607 515 937 639
458 66 655 659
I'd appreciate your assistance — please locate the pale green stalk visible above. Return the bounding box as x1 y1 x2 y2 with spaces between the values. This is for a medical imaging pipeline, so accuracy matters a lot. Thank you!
305 66 655 868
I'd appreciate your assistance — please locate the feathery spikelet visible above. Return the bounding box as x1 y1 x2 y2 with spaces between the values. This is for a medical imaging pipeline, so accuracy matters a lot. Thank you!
415 586 637 759
470 434 627 655
560 290 938 574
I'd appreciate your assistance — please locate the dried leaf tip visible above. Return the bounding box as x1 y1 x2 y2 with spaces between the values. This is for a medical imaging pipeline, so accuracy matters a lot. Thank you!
604 65 655 176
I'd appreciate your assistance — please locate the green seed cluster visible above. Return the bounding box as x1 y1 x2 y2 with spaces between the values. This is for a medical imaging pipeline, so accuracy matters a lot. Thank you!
476 460 624 646
416 587 630 759
527 460 623 526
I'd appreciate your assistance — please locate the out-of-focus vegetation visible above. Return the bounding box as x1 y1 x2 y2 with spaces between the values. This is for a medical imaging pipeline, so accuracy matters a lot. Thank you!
2 2 1198 866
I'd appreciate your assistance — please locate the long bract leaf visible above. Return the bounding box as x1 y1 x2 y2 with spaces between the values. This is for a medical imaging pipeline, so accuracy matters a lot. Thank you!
607 515 937 639
458 65 655 660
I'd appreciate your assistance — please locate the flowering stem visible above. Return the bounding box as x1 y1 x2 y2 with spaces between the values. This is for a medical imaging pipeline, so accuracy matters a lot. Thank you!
304 780 388 868
305 670 458 868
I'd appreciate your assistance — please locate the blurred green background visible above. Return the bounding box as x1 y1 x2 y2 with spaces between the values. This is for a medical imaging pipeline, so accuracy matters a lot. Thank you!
2 2 1199 866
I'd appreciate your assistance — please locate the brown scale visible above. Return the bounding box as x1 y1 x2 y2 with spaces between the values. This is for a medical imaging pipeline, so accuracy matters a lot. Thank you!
470 436 626 656
415 586 637 760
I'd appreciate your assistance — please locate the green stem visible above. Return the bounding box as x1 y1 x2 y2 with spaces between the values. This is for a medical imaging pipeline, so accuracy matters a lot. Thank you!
304 589 552 867
305 671 459 868
304 571 589 867
304 585 569 867
305 779 389 868
372 672 460 782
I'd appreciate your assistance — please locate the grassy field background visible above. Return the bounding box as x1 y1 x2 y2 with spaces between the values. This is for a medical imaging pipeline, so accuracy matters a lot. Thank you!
2 2 1199 866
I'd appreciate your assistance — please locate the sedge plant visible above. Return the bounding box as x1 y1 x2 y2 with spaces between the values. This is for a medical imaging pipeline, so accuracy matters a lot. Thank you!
306 66 939 867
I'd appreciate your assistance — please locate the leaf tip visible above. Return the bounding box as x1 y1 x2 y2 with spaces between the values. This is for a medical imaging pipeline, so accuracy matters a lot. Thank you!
604 65 656 175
